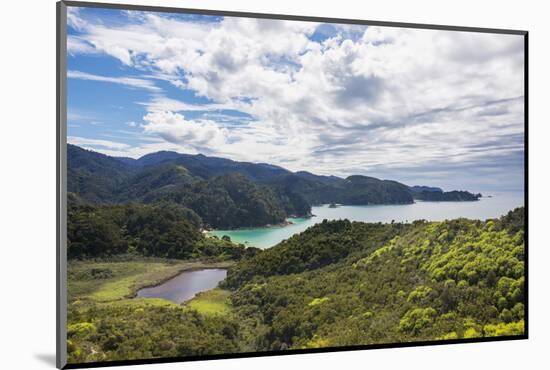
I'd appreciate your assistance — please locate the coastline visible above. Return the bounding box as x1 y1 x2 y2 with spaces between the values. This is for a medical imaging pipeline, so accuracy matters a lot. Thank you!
205 213 315 234
205 196 522 249
207 198 487 236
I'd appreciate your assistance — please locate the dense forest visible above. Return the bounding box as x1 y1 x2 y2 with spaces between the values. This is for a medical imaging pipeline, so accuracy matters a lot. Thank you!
68 144 480 229
223 207 524 349
68 301 242 362
67 194 259 260
141 173 290 229
67 208 525 363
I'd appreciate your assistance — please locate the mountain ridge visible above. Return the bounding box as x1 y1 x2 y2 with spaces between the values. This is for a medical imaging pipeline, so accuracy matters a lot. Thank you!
68 144 481 228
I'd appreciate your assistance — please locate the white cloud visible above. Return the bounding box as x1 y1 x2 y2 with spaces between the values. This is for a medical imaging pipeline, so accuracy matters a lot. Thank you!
67 9 525 189
68 136 131 150
67 70 161 92
67 36 97 55
67 7 87 32
142 111 228 153
69 138 195 159
140 96 233 113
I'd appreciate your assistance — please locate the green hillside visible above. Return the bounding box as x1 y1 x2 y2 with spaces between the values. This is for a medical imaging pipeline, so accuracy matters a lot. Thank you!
67 198 258 261
225 207 524 349
67 208 525 363
144 172 289 229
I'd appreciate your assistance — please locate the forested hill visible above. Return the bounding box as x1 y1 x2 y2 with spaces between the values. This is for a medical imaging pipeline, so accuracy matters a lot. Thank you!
68 144 306 228
411 189 482 202
68 144 138 203
66 197 261 260
67 144 481 228
223 207 525 349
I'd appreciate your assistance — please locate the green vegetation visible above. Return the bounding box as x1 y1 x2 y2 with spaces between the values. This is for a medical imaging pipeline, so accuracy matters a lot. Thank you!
411 190 481 201
338 176 413 204
67 145 525 367
67 299 240 363
67 144 137 203
67 259 240 363
67 208 525 363
68 145 312 228
67 199 256 260
223 219 412 287
68 259 233 302
145 172 290 229
222 208 524 350
186 289 232 316
270 173 414 206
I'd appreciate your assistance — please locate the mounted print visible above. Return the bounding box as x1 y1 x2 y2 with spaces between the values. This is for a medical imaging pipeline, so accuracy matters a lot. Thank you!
57 1 528 368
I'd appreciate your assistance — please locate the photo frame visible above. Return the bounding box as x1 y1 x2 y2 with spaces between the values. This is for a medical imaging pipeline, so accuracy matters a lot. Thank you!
57 1 528 368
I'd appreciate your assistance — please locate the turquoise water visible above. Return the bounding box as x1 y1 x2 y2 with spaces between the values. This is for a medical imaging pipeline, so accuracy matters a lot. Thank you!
209 191 524 249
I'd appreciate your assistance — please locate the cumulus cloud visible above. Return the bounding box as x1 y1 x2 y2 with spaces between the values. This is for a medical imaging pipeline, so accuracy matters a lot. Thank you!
67 8 525 190
142 111 228 154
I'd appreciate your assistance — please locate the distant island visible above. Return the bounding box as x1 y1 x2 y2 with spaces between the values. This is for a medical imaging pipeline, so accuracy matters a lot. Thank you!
68 144 481 230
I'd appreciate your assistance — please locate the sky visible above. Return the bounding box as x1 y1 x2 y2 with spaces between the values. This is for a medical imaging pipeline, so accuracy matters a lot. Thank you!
66 6 525 192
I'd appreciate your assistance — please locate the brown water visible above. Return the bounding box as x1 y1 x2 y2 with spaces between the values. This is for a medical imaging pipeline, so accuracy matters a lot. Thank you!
136 268 227 303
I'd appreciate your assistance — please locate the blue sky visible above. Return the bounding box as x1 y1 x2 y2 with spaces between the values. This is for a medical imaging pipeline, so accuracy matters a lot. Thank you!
67 6 525 192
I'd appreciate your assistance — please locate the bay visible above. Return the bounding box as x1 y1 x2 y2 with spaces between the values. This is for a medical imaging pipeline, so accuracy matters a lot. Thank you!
209 191 524 249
